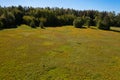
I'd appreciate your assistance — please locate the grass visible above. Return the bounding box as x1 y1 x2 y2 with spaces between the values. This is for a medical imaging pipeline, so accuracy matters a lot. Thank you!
0 25 120 80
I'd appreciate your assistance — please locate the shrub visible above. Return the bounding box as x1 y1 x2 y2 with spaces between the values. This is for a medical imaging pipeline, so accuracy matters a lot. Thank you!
23 16 37 28
73 17 84 28
97 16 111 30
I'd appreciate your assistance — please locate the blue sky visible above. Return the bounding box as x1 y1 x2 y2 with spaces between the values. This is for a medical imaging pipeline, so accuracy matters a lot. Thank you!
0 0 120 13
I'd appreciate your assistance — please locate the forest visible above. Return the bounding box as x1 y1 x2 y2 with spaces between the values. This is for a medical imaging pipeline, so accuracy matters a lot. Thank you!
0 5 120 30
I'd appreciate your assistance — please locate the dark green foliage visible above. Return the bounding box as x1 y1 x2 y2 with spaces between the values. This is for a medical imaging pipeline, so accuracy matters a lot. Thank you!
0 6 120 30
108 12 116 26
23 16 36 28
84 17 91 28
0 11 16 28
97 16 111 30
13 9 23 25
39 17 46 29
57 15 75 26
115 13 120 27
0 21 3 29
23 16 34 25
30 20 36 28
44 13 58 27
73 17 84 28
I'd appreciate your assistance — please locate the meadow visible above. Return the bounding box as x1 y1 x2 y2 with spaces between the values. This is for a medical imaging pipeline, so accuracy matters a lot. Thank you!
0 25 120 80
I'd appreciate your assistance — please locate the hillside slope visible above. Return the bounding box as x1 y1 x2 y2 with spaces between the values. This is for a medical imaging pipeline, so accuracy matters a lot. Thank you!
0 25 120 80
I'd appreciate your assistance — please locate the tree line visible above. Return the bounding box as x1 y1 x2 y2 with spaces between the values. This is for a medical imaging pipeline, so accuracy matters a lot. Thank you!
0 5 120 30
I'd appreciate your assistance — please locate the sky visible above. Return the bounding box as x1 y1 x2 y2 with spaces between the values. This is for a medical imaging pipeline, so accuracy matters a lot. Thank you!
0 0 120 13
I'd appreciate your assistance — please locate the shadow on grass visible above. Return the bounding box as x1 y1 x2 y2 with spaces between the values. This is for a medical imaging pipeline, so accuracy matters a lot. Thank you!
75 26 87 29
0 27 17 31
110 29 120 33
90 26 120 33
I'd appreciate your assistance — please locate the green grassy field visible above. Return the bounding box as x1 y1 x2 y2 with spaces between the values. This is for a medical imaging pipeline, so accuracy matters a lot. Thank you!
0 25 120 80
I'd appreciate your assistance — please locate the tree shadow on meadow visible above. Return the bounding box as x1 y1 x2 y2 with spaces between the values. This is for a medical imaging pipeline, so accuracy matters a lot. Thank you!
75 26 87 29
110 29 120 33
